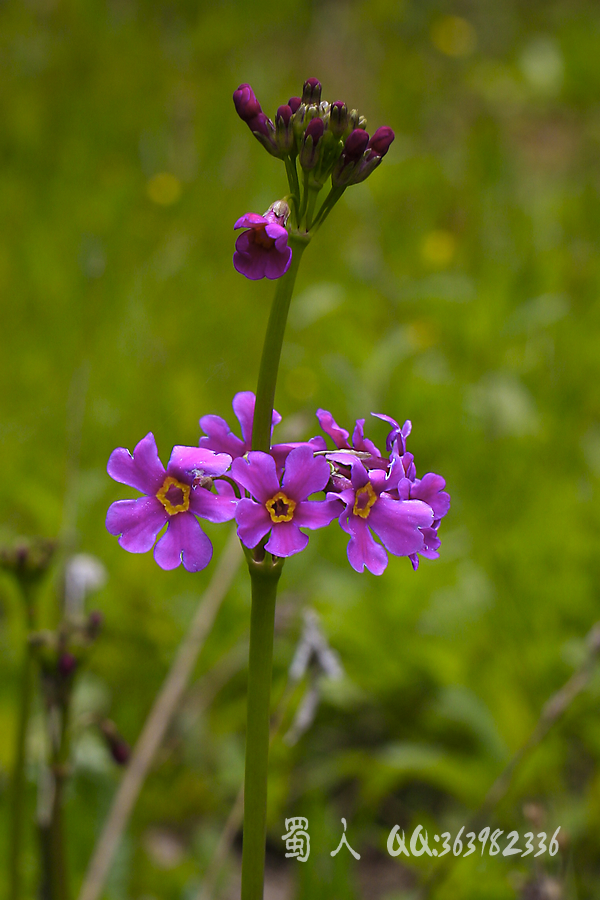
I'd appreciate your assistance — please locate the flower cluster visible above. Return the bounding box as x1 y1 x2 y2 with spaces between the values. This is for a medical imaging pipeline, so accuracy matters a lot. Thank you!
232 78 395 280
106 394 449 576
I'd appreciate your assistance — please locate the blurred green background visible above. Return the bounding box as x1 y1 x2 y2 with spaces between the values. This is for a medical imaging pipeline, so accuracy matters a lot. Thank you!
2 0 600 897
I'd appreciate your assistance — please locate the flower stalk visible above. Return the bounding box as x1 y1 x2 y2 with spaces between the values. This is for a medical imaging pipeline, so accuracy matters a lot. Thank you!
251 235 308 452
241 556 282 900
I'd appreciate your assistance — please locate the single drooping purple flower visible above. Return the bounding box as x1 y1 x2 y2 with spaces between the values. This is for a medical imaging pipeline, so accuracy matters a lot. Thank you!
233 209 292 280
200 392 326 472
330 457 434 576
231 445 341 558
106 433 235 572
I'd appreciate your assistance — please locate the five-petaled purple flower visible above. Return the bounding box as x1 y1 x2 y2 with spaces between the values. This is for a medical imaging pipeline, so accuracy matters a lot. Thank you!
106 433 235 572
233 210 292 281
231 444 340 557
330 456 434 575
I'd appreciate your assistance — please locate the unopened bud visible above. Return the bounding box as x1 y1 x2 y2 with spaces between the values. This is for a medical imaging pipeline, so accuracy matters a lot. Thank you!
233 83 262 123
358 116 368 130
302 77 322 105
275 104 295 153
331 129 370 187
368 126 395 157
247 112 280 156
288 97 302 114
100 719 131 766
58 652 77 678
299 117 324 169
329 101 348 138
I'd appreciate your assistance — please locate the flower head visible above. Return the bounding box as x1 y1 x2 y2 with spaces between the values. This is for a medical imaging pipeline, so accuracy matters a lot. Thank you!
231 444 340 557
106 433 235 572
233 207 292 280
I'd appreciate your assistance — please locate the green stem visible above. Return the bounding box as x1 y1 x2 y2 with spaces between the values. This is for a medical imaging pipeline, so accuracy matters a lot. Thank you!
284 156 301 223
241 558 282 900
311 185 346 231
49 698 71 900
9 586 35 900
251 236 308 452
305 187 320 232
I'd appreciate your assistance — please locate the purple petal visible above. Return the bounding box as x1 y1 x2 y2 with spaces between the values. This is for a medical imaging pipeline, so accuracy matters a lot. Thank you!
235 498 272 548
199 414 246 458
410 473 451 520
350 459 370 491
189 486 236 522
234 246 266 280
107 432 165 494
264 245 292 279
153 512 213 572
265 521 308 557
167 446 232 482
352 419 380 457
231 452 280 503
344 516 388 575
264 222 289 240
373 414 411 454
368 497 432 557
234 213 267 229
282 445 330 501
232 391 282 447
106 496 167 553
294 498 342 529
316 409 350 449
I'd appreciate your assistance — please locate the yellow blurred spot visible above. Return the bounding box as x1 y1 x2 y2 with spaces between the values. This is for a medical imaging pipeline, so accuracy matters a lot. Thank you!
146 172 182 206
285 367 318 402
431 15 477 57
406 319 438 350
421 230 457 267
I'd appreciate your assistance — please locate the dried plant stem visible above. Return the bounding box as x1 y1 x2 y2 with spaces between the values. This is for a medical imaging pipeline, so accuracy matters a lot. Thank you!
77 529 242 900
420 621 600 897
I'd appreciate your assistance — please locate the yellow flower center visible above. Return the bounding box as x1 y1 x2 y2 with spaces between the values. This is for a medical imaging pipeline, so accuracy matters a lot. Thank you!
156 476 191 515
265 491 296 523
353 482 377 519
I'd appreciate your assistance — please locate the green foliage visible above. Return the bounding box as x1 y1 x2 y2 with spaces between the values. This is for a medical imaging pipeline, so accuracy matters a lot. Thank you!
1 0 600 896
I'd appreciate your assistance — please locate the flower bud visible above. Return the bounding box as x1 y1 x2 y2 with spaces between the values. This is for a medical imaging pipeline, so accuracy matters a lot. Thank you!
331 128 370 186
100 719 131 765
329 101 348 138
58 652 77 678
247 112 280 156
299 117 324 169
275 104 294 153
288 97 302 113
233 83 262 123
302 77 322 105
368 126 395 157
86 610 104 640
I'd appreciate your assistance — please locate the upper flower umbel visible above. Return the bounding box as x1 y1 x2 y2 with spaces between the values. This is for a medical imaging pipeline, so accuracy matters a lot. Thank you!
106 433 235 572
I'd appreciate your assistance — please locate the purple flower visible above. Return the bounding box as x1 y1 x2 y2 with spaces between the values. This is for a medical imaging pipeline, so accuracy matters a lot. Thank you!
231 445 340 557
200 392 326 471
331 458 434 575
106 433 235 572
233 210 292 280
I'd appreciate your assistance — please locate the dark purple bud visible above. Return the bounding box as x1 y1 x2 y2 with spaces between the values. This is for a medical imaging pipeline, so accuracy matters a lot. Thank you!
110 738 131 765
58 652 77 677
277 105 292 126
300 117 324 169
302 77 322 105
288 97 302 114
343 128 370 160
233 83 262 123
275 105 294 153
247 112 280 156
368 126 395 157
330 101 348 138
305 117 324 142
